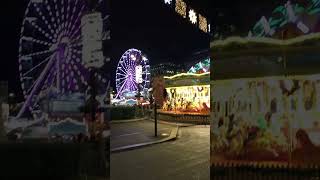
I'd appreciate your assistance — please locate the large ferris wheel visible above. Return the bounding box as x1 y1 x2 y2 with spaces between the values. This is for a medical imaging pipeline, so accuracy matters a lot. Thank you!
115 49 151 99
17 0 108 118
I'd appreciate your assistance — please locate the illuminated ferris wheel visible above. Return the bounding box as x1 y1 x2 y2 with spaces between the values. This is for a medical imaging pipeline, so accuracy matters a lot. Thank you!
115 49 151 99
17 0 108 118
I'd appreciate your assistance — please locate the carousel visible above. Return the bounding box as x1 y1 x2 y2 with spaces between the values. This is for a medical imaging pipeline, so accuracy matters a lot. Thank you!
158 59 211 124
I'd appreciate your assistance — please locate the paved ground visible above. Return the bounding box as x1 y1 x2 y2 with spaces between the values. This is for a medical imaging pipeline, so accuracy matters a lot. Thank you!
111 120 174 149
111 125 210 180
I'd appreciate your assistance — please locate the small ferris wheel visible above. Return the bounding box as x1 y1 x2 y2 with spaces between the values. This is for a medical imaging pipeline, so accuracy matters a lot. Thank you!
115 49 151 99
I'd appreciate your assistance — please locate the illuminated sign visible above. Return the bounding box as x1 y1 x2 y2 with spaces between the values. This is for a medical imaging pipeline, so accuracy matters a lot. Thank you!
135 65 143 84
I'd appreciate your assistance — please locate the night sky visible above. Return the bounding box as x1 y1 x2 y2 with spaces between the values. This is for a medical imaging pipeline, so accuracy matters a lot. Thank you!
0 0 293 98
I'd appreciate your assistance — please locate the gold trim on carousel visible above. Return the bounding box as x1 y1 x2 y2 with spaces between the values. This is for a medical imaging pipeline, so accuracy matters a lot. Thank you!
164 72 210 80
210 32 320 48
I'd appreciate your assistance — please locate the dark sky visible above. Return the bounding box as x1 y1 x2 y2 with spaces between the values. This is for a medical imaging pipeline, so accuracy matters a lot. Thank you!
1 0 28 99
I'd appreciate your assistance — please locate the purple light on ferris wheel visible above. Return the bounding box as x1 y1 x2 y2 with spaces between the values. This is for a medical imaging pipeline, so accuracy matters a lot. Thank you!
16 0 108 118
115 48 151 99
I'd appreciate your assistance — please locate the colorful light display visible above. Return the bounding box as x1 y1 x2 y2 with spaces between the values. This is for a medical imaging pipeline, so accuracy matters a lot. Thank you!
115 49 151 99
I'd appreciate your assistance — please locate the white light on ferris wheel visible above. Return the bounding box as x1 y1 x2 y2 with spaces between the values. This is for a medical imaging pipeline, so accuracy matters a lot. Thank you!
130 54 136 61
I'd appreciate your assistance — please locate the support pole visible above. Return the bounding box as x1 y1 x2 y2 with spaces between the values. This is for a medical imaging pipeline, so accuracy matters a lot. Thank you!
154 102 157 137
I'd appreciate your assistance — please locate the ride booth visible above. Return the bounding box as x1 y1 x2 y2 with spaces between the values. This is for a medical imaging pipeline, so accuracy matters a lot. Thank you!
159 72 210 124
210 35 320 178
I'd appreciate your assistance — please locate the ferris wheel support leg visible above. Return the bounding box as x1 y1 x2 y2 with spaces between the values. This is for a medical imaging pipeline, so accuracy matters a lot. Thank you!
115 78 128 99
16 54 56 119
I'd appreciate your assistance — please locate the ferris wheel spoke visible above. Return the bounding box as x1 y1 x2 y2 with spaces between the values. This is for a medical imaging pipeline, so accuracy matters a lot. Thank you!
117 68 128 75
22 56 51 77
70 35 82 45
127 78 136 90
60 0 66 22
70 24 82 41
40 63 56 93
116 76 127 81
22 49 52 58
132 80 138 89
117 79 126 88
120 61 129 71
29 20 54 41
33 3 55 35
21 36 52 47
44 0 58 30
53 0 62 26
45 65 57 89
117 78 129 95
65 0 72 27
66 0 79 32
119 61 128 71
70 41 82 48
68 4 85 37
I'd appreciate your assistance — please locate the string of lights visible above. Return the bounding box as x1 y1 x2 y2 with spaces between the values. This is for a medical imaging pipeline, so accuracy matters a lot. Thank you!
163 0 210 34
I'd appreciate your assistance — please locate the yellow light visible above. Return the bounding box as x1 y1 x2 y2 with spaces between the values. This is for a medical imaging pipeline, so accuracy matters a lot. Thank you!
175 0 187 18
210 32 320 48
161 133 169 136
164 72 210 80
166 85 210 89
199 14 207 33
